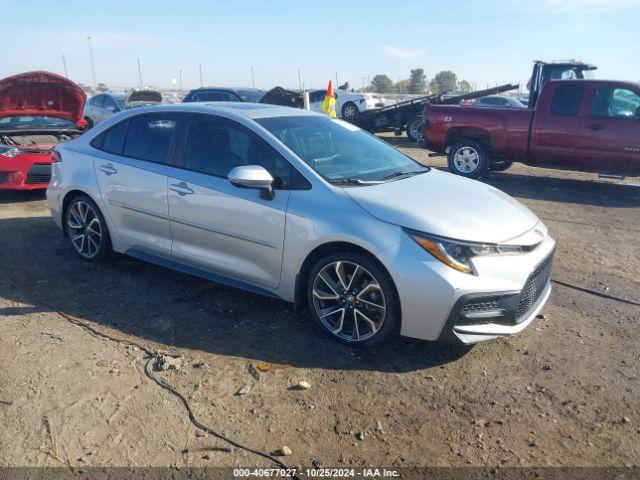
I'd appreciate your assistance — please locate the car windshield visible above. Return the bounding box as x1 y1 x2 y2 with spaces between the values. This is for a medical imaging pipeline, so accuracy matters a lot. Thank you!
114 97 126 108
0 116 76 129
257 115 428 184
236 89 264 103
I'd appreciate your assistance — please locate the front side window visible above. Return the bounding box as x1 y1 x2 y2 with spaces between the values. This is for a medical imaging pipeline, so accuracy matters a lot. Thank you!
122 115 176 164
550 85 585 116
256 116 429 184
591 87 640 118
182 116 293 187
103 96 119 111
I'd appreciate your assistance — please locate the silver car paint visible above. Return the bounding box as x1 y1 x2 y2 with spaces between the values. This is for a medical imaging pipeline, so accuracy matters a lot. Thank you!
47 103 555 343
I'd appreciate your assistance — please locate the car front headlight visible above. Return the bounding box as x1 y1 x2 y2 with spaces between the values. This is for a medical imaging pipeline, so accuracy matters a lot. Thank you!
405 229 525 275
0 146 23 158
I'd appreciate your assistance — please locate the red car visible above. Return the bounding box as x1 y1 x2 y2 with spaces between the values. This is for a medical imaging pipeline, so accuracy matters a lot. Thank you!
0 71 86 190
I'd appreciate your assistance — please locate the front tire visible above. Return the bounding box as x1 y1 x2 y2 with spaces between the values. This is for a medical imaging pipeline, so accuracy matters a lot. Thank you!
341 102 359 122
447 139 490 179
306 252 400 347
65 195 111 261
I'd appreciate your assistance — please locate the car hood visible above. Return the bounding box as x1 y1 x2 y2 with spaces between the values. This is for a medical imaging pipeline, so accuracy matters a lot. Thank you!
126 90 162 108
344 169 539 244
0 71 86 124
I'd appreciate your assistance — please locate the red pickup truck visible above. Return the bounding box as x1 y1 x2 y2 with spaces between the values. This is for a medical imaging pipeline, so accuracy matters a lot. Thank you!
423 79 640 179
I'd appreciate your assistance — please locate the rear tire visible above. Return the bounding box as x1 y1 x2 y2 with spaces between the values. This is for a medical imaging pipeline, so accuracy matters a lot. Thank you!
306 252 400 347
406 116 423 141
65 194 111 262
447 139 490 179
490 160 513 172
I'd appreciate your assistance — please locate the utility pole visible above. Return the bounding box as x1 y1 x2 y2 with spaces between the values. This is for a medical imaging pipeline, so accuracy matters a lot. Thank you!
62 54 68 78
137 58 143 88
199 64 203 87
297 69 302 91
251 66 255 89
87 36 96 88
335 72 338 87
179 69 182 90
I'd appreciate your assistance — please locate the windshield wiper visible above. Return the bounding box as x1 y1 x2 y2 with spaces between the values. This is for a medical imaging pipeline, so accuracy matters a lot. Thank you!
378 170 427 181
328 178 385 186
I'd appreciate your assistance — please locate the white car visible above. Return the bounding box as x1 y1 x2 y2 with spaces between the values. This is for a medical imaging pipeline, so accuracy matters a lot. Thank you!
46 103 554 346
309 89 387 121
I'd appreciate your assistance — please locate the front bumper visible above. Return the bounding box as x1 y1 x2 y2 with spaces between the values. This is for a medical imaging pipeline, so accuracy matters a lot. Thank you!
0 155 52 190
376 230 556 344
437 251 553 344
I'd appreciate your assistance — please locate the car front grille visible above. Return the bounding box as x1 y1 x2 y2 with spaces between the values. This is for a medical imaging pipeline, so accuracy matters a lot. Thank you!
515 252 554 321
24 163 52 184
0 172 9 183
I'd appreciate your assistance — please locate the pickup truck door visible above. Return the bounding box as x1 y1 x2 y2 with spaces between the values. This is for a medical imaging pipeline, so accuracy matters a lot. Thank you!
529 83 585 168
574 85 640 174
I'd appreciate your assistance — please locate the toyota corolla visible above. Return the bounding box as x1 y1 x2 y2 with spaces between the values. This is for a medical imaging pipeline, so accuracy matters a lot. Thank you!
46 103 554 346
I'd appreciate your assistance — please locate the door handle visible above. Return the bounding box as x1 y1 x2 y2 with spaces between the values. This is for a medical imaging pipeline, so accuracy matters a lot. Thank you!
586 124 604 131
99 164 118 175
170 182 194 196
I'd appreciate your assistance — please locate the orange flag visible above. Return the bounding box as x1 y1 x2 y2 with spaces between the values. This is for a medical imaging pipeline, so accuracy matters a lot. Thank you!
321 80 336 118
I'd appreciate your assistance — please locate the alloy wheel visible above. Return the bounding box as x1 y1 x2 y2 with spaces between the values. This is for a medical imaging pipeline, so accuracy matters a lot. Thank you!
342 104 358 120
67 201 102 259
453 146 480 173
311 261 386 342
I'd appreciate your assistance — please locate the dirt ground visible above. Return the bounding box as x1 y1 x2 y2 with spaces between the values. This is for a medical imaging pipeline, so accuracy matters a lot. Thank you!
1 138 639 474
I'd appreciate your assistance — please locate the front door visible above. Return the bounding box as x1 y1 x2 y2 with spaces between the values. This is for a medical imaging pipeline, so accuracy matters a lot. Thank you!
168 114 291 288
575 85 640 174
93 113 178 256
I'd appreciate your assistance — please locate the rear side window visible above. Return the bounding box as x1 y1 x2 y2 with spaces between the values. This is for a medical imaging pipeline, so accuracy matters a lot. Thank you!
123 115 177 164
193 91 238 102
591 87 640 118
90 95 104 107
550 85 584 116
90 120 128 154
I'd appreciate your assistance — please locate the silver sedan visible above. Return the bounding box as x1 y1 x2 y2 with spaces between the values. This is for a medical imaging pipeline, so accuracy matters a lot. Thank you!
46 103 555 346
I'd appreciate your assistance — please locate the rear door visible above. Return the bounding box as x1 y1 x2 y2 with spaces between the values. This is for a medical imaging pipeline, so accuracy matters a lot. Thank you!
92 113 178 256
575 85 640 173
529 83 584 168
167 114 291 288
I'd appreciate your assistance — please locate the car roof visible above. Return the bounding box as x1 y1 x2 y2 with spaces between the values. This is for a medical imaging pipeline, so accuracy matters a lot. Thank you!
121 102 322 120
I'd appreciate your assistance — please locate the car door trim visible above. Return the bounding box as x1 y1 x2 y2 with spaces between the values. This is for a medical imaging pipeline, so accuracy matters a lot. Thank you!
126 248 282 299
107 198 168 220
168 215 278 249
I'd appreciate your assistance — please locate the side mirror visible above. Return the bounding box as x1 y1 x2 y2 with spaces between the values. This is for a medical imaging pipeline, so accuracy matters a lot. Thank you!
228 165 275 200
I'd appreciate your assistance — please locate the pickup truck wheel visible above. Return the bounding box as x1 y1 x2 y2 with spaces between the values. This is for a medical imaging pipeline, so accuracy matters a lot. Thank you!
490 160 513 172
448 140 489 179
406 116 423 141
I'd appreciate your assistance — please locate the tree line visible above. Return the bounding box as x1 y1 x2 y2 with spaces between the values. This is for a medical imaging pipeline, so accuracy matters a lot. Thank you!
368 69 472 95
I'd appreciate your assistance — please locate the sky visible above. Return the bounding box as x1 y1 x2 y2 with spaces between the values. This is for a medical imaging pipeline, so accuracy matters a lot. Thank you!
0 0 638 91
